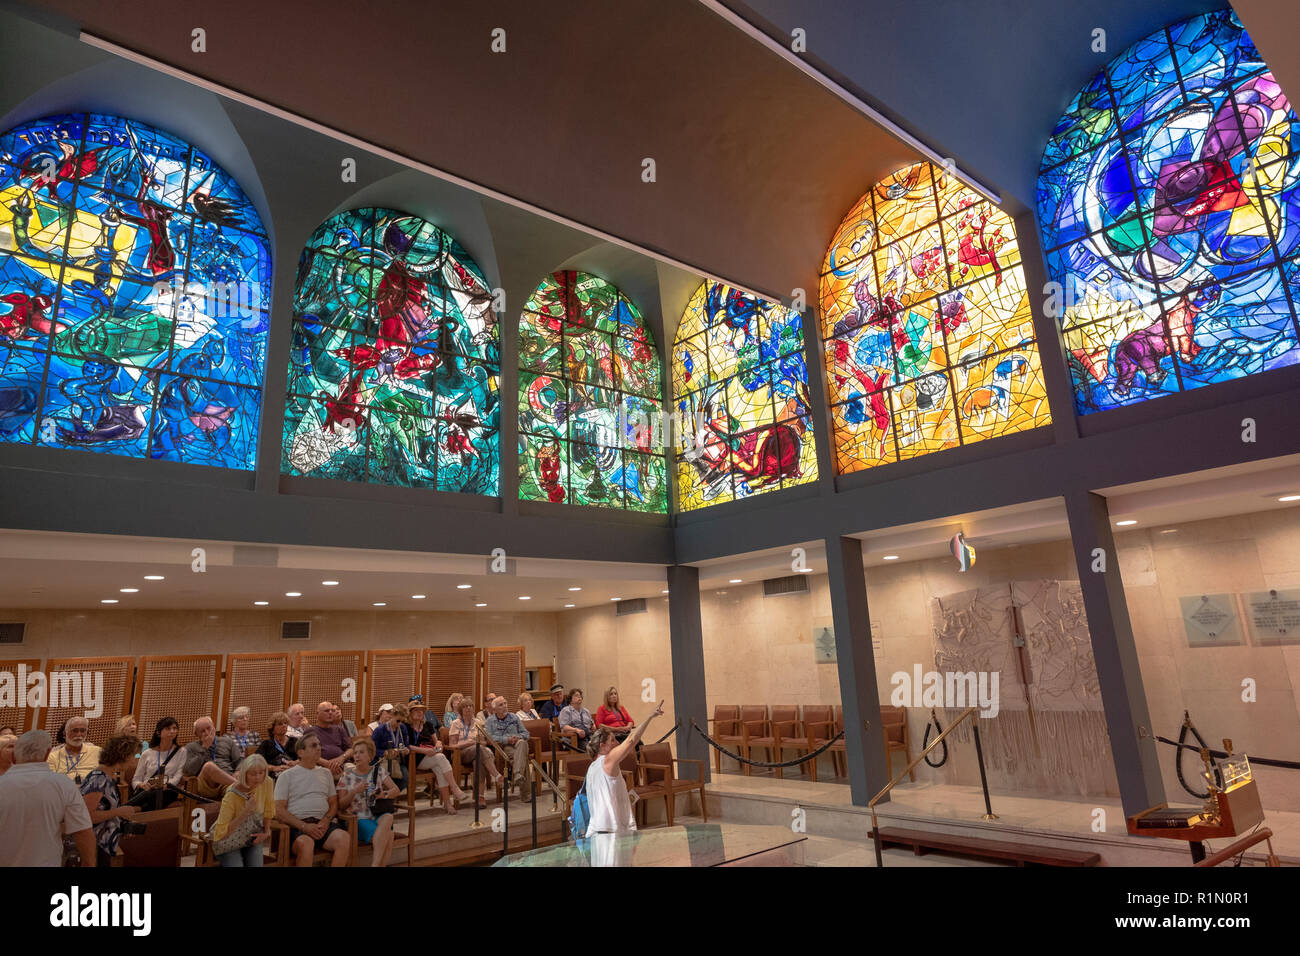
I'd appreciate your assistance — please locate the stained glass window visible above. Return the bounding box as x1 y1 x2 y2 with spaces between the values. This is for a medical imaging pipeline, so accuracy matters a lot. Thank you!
518 271 665 511
0 113 271 467
822 161 1050 473
282 208 499 492
1037 9 1300 413
673 280 818 509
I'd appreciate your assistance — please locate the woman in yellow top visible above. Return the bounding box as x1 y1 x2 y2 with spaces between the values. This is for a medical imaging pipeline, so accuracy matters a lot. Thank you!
211 754 276 867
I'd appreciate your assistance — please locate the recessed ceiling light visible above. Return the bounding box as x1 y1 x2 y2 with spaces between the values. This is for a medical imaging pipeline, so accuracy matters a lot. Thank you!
456 584 472 590
253 601 269 606
611 597 621 602
119 588 139 593
1115 520 1138 526
143 575 165 581
661 589 670 594
1160 529 1179 534
321 580 340 586
882 555 900 561
1279 495 1300 502
373 602 387 607
475 602 487 608
568 587 582 592
565 603 575 608
796 567 813 573
519 596 531 601
411 594 426 599
285 592 302 597
100 599 118 604
729 578 742 584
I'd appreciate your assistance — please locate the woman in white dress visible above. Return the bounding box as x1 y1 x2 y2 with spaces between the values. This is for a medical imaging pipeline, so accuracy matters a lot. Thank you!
584 700 663 840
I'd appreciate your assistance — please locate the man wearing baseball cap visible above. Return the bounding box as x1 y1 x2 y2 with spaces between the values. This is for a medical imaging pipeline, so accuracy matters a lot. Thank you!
538 684 567 721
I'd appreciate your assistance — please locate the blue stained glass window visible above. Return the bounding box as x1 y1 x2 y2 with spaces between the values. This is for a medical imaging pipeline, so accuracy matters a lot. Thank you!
0 113 271 467
1037 10 1300 414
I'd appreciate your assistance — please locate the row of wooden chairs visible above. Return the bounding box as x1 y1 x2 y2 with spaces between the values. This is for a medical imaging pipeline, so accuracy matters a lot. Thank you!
560 742 707 829
708 704 913 782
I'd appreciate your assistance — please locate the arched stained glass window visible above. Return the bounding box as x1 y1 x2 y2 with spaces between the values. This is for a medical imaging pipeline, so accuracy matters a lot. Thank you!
0 113 271 467
672 280 817 510
518 271 666 511
1037 9 1300 413
821 161 1050 473
282 207 499 492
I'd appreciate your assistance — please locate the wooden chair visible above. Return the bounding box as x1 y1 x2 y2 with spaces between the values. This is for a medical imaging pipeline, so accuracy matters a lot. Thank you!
404 750 439 819
828 705 846 777
759 705 801 779
736 705 771 777
441 726 503 802
881 705 913 783
800 705 835 783
708 705 741 774
522 718 555 796
639 742 707 824
619 750 669 829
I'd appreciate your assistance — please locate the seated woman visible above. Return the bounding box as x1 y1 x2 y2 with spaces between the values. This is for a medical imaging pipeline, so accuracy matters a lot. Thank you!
515 693 539 721
337 737 400 867
406 700 466 814
443 693 464 732
371 703 412 793
595 687 636 741
558 688 596 752
366 704 394 734
80 734 143 867
228 707 261 753
256 712 299 775
130 716 185 808
448 699 501 809
211 754 275 867
115 715 146 757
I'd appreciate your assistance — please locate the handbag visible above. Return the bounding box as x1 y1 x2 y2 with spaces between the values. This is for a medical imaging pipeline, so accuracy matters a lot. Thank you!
370 763 396 816
210 788 263 857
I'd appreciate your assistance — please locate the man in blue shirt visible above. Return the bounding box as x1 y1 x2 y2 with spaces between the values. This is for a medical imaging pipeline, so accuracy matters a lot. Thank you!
538 684 567 721
485 697 531 802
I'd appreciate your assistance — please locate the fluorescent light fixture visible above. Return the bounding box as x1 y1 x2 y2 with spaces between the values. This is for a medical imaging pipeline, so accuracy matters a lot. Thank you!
119 588 139 593
1115 520 1138 526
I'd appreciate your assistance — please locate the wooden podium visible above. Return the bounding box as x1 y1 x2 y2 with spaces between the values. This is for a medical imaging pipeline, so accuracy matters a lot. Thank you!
1127 777 1264 863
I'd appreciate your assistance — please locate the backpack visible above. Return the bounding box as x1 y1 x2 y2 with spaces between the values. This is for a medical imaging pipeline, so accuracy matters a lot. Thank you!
568 779 590 841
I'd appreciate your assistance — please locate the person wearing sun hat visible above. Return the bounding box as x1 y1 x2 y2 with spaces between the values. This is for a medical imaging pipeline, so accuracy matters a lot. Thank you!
404 695 465 813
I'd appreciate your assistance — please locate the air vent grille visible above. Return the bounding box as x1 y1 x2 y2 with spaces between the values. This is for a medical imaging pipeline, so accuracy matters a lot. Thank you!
0 622 25 644
280 621 312 640
233 545 279 567
615 598 647 615
763 575 809 596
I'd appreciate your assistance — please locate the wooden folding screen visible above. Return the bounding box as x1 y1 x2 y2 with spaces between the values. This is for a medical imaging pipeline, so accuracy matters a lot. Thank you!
39 656 134 744
423 647 480 720
483 645 527 708
222 654 291 738
293 650 366 728
134 655 222 746
366 649 421 723
0 658 41 733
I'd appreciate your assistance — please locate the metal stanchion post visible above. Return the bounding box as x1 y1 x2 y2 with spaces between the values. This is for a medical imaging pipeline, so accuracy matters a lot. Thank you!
530 764 538 849
502 750 510 858
470 742 482 829
551 732 559 812
971 723 998 821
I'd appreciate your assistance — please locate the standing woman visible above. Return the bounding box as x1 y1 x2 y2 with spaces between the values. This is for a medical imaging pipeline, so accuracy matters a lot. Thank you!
585 701 663 837
448 699 501 809
256 712 299 776
211 754 275 867
80 734 142 866
131 716 185 808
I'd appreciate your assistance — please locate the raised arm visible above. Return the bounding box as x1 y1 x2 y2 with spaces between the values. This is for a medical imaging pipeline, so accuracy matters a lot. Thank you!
607 702 663 768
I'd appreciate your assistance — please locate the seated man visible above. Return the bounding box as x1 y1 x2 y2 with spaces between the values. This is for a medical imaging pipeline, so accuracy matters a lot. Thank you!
538 684 567 721
47 717 102 784
182 717 244 799
274 732 350 867
285 703 311 739
485 697 531 802
311 701 355 778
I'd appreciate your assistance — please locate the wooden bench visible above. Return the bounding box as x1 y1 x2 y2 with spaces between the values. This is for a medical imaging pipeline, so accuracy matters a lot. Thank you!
869 826 1101 866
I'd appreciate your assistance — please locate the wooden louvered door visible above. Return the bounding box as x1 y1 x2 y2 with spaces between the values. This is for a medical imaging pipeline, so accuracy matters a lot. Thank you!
423 647 480 721
0 658 41 732
483 645 526 709
135 655 222 746
222 654 291 739
366 649 421 721
39 656 134 743
293 650 366 728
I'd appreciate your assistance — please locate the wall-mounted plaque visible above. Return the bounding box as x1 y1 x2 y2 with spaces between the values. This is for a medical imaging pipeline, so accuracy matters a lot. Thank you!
1244 589 1300 646
1179 593 1243 647
814 627 836 663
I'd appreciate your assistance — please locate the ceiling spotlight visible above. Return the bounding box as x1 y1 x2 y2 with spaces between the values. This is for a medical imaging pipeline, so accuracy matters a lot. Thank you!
100 599 118 604
119 588 139 593
564 603 575 608
143 575 165 581
411 594 426 599
1279 495 1300 502
373 602 387 607
611 597 621 602
253 601 269 606
1115 520 1138 527
456 584 472 590
882 555 900 561
568 587 582 592
519 596 531 601
321 580 340 586
796 567 813 573
285 592 302 597
661 589 670 594
729 578 742 584
475 602 487 608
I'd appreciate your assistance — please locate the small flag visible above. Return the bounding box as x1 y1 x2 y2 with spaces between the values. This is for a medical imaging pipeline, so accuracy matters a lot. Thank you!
951 531 976 572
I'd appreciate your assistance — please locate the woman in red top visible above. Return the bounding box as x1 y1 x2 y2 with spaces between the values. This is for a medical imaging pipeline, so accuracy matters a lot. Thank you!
595 687 636 741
